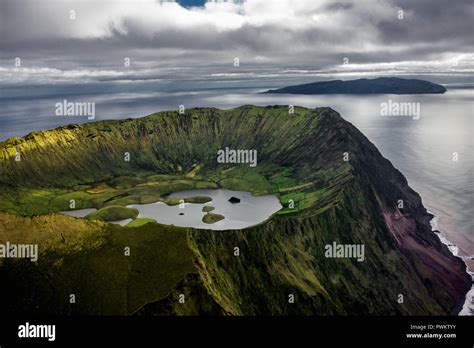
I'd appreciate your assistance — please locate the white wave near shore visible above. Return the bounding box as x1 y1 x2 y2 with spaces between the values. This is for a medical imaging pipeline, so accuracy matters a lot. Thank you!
428 212 473 315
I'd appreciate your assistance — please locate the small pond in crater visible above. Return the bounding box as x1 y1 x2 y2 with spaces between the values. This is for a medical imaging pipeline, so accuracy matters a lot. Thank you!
60 189 282 230
128 189 282 230
60 208 133 226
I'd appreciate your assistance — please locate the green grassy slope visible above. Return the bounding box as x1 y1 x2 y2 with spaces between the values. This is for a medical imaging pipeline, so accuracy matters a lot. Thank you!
0 106 337 187
0 212 194 316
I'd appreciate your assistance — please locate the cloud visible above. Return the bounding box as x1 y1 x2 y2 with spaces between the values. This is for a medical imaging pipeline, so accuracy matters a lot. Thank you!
1 0 472 85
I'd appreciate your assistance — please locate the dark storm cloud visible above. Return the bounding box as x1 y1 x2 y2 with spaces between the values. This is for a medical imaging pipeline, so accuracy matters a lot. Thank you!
378 0 474 47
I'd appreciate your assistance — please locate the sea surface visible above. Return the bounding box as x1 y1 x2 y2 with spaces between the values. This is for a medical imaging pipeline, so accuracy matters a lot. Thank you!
1 83 472 313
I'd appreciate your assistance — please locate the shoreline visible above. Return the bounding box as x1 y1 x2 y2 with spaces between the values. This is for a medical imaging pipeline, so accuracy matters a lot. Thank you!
428 211 473 315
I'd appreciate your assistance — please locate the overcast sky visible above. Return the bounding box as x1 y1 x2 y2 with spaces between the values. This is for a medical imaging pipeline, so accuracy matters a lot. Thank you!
1 0 473 86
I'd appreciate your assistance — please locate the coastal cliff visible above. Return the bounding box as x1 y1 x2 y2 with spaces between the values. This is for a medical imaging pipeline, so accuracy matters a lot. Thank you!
0 106 469 315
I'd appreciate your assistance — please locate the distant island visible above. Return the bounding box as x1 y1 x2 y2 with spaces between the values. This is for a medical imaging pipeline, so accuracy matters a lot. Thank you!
262 77 447 95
